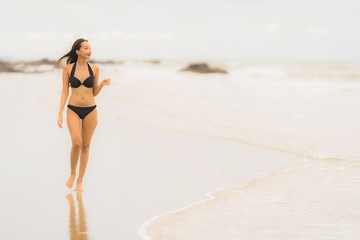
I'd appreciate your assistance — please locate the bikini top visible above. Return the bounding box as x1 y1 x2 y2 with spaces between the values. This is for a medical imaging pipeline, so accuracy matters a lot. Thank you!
69 62 94 88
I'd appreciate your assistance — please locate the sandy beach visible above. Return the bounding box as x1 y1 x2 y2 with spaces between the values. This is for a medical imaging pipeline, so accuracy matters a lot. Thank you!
0 61 359 239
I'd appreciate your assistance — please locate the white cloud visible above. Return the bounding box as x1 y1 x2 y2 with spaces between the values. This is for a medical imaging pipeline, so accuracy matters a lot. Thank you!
267 22 280 31
306 27 331 34
111 30 126 37
143 32 174 41
81 31 173 42
63 33 74 40
28 31 56 40
100 33 110 39
111 31 139 40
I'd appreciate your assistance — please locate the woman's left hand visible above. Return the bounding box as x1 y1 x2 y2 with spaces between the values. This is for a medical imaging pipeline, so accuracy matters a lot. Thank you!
101 78 111 86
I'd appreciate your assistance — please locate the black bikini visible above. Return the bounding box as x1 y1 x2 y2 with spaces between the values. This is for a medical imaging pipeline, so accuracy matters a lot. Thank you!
69 62 94 88
68 105 97 120
67 62 97 120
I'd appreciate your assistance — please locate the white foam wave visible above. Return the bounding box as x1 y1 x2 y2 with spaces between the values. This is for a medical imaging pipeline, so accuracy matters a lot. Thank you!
140 159 360 240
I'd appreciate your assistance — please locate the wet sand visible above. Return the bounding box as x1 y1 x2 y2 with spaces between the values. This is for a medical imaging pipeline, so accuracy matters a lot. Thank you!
1 62 359 239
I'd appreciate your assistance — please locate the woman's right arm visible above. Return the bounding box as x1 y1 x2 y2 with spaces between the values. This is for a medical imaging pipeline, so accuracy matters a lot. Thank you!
58 66 70 128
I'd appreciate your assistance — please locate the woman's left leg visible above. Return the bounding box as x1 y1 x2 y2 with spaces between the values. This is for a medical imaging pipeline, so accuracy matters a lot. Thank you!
75 109 98 191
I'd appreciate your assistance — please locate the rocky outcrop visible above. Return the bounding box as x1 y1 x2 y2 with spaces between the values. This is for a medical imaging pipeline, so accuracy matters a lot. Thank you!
0 59 56 73
0 61 17 72
146 60 161 64
180 63 227 74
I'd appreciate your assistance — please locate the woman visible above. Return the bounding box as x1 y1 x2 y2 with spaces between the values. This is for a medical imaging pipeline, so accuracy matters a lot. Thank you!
57 38 110 191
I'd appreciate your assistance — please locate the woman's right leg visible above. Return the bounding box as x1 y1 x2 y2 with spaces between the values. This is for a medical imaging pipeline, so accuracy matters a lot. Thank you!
66 108 82 189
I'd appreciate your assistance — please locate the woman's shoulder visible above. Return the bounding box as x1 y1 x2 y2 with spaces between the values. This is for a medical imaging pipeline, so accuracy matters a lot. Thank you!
63 62 75 70
88 62 99 70
88 62 99 74
62 63 74 75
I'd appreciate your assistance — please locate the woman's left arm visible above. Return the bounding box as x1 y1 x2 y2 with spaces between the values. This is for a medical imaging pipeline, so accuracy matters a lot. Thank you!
93 64 111 97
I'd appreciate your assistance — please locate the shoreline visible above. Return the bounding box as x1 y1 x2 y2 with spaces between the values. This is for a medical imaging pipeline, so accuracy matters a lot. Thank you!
135 140 307 240
137 162 292 240
139 157 360 240
137 185 230 240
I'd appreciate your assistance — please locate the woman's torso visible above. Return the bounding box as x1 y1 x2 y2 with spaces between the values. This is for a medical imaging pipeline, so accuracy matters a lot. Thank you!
68 62 96 107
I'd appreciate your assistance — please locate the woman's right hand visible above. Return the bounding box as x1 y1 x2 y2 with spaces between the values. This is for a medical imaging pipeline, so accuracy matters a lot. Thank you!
58 114 63 128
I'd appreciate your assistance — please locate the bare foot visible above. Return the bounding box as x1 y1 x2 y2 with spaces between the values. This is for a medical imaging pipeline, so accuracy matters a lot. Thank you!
66 193 74 202
74 181 83 192
66 174 76 189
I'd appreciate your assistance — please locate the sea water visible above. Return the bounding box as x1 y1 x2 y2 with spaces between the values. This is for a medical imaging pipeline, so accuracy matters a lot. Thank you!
115 61 360 240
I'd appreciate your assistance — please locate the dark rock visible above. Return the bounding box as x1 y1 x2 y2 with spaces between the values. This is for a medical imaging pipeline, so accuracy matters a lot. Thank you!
181 62 227 74
90 59 121 64
23 58 56 66
36 58 56 65
146 59 161 64
0 59 56 73
0 61 17 72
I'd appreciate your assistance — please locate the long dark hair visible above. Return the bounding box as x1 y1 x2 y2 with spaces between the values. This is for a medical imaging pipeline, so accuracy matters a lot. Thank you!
56 38 88 68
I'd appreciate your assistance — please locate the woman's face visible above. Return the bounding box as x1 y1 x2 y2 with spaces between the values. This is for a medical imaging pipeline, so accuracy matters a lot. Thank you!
76 41 92 59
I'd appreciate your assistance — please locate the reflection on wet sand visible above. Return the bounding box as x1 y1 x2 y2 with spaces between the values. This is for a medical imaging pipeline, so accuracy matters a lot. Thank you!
66 192 89 240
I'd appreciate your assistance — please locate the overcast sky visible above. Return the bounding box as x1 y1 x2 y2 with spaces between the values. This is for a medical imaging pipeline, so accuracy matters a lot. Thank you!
0 0 359 61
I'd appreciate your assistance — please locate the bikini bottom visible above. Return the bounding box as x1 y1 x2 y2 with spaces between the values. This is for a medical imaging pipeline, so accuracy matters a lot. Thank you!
68 104 97 120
